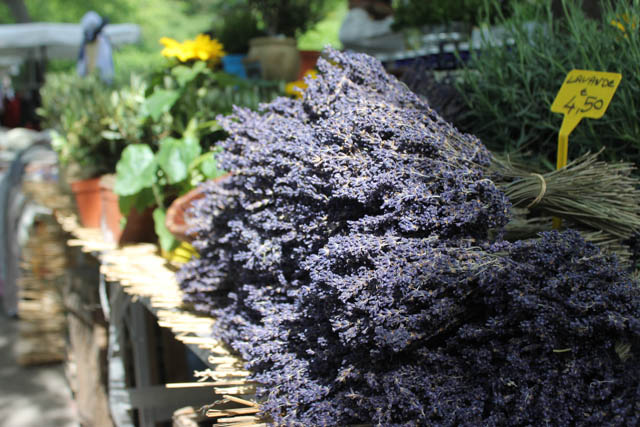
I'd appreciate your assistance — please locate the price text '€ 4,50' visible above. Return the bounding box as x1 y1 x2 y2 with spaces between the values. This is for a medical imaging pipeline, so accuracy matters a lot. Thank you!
551 70 622 120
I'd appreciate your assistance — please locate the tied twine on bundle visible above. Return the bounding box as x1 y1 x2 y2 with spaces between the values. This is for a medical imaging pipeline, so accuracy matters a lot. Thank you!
491 149 640 263
525 173 547 209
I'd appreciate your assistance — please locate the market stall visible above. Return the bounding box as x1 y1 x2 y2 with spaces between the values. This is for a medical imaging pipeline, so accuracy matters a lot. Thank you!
3 1 639 425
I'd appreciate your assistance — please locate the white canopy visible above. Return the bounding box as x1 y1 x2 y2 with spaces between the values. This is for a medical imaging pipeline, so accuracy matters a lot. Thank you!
0 22 141 62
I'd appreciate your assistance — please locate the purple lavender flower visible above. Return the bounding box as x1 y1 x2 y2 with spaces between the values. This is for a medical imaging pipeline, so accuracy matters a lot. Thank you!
178 48 639 425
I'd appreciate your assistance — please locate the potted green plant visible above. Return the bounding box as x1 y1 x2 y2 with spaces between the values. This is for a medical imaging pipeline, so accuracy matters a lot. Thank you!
114 121 226 253
97 75 158 244
114 34 283 254
38 72 147 228
245 0 330 81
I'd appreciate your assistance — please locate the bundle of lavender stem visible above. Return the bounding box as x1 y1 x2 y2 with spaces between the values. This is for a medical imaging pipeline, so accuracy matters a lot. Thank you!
491 149 640 260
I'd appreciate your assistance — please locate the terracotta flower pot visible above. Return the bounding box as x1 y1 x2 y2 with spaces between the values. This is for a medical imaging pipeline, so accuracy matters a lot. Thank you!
297 50 321 80
99 175 156 245
70 177 102 228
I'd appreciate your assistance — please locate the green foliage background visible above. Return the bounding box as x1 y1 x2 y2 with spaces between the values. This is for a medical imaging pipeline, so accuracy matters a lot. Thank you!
0 0 345 82
0 0 233 82
456 0 640 166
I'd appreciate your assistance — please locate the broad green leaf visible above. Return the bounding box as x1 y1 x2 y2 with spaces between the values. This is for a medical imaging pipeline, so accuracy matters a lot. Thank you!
114 144 156 196
157 136 202 184
143 89 181 121
153 207 179 252
197 151 226 179
172 61 206 87
118 188 156 216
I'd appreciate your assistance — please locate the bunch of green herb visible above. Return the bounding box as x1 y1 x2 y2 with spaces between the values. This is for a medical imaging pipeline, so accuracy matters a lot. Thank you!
493 149 640 238
457 0 640 164
491 149 640 264
247 0 330 37
38 72 148 179
209 6 265 54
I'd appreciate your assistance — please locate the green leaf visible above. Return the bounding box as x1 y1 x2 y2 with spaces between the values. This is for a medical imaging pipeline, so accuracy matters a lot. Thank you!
197 151 226 179
197 119 221 132
118 188 156 216
171 61 206 87
114 144 156 196
153 207 179 252
157 136 202 184
143 89 181 121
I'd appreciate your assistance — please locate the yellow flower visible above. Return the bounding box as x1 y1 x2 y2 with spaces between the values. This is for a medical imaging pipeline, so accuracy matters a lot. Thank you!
178 39 197 62
285 70 318 99
159 34 226 64
193 34 225 64
160 37 183 59
611 14 638 38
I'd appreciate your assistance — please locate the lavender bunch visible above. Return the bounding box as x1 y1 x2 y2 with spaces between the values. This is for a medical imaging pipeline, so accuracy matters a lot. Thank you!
178 47 508 322
178 48 639 425
245 230 639 425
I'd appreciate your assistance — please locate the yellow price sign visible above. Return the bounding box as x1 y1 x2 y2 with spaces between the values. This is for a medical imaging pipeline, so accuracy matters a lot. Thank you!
551 69 622 169
550 69 621 229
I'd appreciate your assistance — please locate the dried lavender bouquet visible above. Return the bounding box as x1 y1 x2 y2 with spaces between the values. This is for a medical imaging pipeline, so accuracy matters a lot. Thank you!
179 48 640 425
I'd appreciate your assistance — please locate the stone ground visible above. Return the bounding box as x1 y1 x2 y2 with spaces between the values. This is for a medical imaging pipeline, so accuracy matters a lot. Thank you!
0 300 79 427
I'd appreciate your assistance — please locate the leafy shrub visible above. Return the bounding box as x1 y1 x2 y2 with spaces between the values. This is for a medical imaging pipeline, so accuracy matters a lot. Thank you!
142 58 282 146
210 6 265 54
248 0 330 37
38 72 148 179
392 0 514 29
456 0 640 163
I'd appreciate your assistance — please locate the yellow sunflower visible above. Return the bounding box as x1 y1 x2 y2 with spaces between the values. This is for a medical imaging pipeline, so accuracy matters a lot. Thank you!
193 34 226 64
159 34 226 64
160 37 183 59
